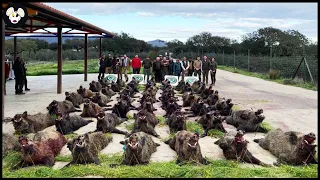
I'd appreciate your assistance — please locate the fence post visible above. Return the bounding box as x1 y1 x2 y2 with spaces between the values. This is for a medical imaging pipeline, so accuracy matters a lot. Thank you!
269 46 272 71
222 50 224 66
233 50 236 69
248 49 250 71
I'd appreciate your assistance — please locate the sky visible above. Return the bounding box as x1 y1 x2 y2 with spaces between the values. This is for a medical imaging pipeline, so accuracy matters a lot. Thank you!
43 2 318 43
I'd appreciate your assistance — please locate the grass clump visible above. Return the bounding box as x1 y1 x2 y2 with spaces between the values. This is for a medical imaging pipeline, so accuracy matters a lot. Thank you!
186 121 204 135
156 116 167 126
3 151 318 178
64 133 79 139
207 129 225 138
55 155 72 162
137 85 146 91
232 104 242 111
260 121 274 132
268 69 281 80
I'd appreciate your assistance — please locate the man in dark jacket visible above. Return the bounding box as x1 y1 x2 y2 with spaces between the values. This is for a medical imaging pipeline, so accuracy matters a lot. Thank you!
142 56 152 82
173 59 183 80
98 55 106 80
210 57 218 85
168 58 174 75
105 54 113 74
153 57 162 83
13 57 25 95
21 58 30 91
161 57 169 81
201 56 211 85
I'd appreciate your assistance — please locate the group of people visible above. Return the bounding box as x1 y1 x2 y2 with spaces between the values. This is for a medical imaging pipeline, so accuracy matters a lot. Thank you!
12 57 30 95
98 53 218 85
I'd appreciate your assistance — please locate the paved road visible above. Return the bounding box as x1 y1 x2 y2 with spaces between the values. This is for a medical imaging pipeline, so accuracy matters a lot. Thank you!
2 70 318 168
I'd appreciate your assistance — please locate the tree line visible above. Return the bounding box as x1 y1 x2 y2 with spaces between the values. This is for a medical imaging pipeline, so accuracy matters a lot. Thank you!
4 26 318 62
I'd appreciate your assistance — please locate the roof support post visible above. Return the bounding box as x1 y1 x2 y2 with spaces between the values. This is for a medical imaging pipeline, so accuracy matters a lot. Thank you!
14 36 17 60
57 27 62 94
99 37 102 58
84 34 88 81
2 18 6 122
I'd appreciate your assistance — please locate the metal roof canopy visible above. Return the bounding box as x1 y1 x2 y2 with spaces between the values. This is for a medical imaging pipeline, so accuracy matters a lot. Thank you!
2 2 116 121
6 33 112 38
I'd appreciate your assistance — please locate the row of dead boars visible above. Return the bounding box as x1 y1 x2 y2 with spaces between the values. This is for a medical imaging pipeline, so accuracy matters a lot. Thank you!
3 77 317 171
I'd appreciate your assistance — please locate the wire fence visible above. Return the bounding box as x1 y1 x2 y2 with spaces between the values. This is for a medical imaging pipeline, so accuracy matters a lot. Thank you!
174 50 318 85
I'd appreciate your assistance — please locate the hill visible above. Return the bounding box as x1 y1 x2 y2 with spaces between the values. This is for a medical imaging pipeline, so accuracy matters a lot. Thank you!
147 39 167 47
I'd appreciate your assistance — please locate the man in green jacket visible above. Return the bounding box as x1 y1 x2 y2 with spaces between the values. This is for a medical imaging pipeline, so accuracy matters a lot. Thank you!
143 56 153 82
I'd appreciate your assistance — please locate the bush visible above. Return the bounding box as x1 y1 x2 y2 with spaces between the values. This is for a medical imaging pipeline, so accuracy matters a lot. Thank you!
268 69 281 80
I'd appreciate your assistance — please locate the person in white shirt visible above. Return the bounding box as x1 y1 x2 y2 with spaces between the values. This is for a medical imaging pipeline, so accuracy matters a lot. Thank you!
180 56 189 81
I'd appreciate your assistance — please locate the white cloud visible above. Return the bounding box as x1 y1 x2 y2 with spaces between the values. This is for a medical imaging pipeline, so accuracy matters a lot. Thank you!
136 12 155 17
43 3 317 43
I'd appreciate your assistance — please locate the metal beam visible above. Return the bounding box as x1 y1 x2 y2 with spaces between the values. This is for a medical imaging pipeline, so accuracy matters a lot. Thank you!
84 34 88 81
2 18 5 122
57 27 62 94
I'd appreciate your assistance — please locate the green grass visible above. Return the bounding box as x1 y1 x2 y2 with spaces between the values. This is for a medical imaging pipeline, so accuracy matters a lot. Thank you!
218 65 317 91
26 59 133 76
232 104 242 111
137 85 146 91
260 121 274 132
156 116 167 126
186 121 204 135
2 151 317 178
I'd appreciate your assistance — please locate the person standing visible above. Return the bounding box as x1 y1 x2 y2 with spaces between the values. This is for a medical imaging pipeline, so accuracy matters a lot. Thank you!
142 56 152 82
105 54 113 74
21 59 30 91
119 54 130 82
180 56 189 81
193 56 202 81
173 59 183 80
112 56 118 74
98 55 106 80
168 58 174 75
161 57 169 81
187 58 194 76
201 56 211 85
131 55 142 74
13 57 25 95
153 57 162 83
210 57 218 85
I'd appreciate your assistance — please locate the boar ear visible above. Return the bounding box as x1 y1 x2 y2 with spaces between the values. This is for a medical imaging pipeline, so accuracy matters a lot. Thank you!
22 111 28 117
285 131 298 145
65 91 69 96
84 133 90 140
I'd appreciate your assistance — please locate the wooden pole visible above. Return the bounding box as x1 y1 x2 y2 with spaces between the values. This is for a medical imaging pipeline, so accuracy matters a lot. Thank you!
57 27 62 94
14 36 17 60
2 18 5 121
84 34 88 81
99 37 102 58
248 49 250 71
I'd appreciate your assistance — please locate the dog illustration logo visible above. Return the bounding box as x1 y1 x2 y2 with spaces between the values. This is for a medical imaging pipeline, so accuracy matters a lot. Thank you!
3 3 28 27
6 7 25 24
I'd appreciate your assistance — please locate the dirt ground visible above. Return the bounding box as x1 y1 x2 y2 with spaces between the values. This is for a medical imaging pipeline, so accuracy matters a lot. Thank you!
3 70 318 169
